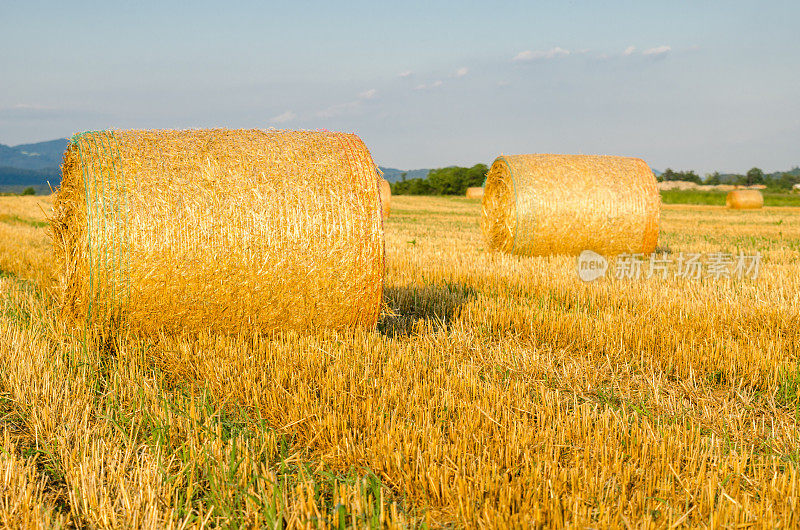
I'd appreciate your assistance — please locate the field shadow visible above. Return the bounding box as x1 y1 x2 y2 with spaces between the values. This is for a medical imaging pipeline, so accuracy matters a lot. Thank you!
378 282 476 338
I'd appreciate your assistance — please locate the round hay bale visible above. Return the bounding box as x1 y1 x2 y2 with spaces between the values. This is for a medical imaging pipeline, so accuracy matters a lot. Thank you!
378 178 391 217
52 129 385 335
465 187 484 199
726 189 763 209
482 154 660 256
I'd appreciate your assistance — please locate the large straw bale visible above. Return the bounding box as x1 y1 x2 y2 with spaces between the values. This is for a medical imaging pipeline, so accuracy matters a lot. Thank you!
378 178 391 217
52 129 385 335
482 154 660 256
726 189 763 209
465 187 484 199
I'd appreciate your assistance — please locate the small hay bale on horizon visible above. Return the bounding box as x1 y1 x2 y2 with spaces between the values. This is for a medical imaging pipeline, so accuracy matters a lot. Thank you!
379 178 391 217
52 128 385 335
482 154 660 257
726 189 763 209
465 187 484 199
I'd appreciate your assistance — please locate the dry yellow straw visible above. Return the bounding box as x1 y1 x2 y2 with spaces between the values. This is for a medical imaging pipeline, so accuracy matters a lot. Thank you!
482 154 660 256
52 129 385 335
379 178 391 217
726 190 763 209
465 187 484 199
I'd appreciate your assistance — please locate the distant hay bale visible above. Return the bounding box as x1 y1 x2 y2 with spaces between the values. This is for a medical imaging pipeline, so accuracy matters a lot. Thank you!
465 187 484 199
726 189 763 209
482 154 660 256
379 178 391 217
657 180 698 191
52 129 385 335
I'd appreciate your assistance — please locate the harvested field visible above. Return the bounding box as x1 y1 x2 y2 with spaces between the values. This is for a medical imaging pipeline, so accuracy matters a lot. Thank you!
1 194 799 527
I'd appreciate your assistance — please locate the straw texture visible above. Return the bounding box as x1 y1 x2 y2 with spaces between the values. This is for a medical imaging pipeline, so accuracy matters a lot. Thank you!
726 190 763 209
379 178 391 217
52 129 385 335
482 154 660 256
465 187 484 199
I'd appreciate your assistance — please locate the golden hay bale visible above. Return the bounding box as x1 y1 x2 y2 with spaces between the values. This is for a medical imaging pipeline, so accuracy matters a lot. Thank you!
482 154 660 256
465 187 484 199
726 189 763 209
52 129 385 335
378 178 391 217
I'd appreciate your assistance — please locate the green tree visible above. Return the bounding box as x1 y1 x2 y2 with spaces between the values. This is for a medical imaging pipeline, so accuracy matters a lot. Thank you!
745 167 764 186
776 172 800 190
20 187 35 196
426 164 488 195
682 170 702 184
394 164 488 195
662 168 701 184
392 177 433 195
662 168 677 181
705 172 721 185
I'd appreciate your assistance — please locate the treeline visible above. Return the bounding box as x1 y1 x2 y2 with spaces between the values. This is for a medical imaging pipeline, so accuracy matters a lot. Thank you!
660 167 800 190
392 164 488 195
390 163 800 195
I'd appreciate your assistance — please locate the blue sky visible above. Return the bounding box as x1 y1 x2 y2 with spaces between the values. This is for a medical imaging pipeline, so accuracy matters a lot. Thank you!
1 0 798 173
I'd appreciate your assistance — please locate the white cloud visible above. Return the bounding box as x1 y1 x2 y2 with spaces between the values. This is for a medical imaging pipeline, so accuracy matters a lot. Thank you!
497 80 511 88
643 45 671 57
623 45 636 56
454 66 469 77
317 89 377 118
12 103 51 110
316 101 360 118
398 70 413 78
270 110 295 123
415 80 443 91
513 47 570 62
513 50 534 61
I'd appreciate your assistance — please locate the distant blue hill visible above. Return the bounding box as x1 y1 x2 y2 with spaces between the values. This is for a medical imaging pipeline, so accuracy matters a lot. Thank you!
0 138 68 170
0 139 432 186
0 166 59 187
0 138 66 192
378 167 431 183
0 139 794 190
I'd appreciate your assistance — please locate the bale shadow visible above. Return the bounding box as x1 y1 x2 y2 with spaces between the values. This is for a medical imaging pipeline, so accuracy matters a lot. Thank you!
378 282 476 338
